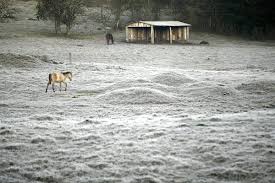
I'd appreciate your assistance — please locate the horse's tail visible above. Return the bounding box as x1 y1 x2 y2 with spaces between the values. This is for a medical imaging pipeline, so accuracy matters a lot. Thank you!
48 74 52 84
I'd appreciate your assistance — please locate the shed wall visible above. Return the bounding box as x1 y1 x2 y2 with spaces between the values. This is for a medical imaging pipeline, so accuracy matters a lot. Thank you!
126 25 190 44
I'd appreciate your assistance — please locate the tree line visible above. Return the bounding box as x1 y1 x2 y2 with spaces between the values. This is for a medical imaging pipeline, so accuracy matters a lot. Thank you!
172 0 275 39
1 0 274 39
103 0 275 39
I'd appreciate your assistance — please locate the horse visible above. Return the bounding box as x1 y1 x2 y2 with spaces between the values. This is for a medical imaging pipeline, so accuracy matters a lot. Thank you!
45 72 72 93
105 33 114 45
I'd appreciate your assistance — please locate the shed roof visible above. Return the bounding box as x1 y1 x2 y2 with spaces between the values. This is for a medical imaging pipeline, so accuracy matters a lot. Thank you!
127 21 191 28
141 21 191 27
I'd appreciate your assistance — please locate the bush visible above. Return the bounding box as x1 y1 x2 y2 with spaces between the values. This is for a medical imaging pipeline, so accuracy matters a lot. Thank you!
0 0 14 21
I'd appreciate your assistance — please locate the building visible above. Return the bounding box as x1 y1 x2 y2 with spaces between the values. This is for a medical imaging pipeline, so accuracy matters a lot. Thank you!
126 21 191 44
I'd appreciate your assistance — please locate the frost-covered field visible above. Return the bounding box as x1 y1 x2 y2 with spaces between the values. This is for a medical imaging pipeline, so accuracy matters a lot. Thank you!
0 33 275 183
0 1 275 181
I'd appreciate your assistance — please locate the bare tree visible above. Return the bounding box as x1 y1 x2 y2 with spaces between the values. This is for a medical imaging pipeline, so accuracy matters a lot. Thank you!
62 0 84 35
36 0 64 34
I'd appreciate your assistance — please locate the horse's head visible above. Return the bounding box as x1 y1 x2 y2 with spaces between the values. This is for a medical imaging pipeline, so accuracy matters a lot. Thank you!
68 72 72 81
63 72 72 81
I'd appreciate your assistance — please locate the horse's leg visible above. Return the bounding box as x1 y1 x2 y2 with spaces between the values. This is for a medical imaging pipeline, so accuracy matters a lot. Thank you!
64 82 67 91
59 82 62 91
45 82 50 93
52 82 55 92
46 74 51 93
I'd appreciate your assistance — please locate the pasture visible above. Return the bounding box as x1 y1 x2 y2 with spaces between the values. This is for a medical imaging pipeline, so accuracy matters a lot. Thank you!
0 33 275 182
0 1 275 181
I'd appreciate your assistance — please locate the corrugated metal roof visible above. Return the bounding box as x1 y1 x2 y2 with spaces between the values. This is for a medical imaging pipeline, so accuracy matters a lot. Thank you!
140 21 191 27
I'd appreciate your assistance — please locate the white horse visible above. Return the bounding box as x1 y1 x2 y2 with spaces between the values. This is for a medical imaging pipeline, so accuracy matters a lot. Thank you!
45 72 72 92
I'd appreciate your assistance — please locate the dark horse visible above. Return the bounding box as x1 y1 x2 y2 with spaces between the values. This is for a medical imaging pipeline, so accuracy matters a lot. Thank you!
105 33 114 45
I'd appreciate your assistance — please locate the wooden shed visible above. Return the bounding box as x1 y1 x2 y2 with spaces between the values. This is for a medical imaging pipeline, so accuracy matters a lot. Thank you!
126 21 191 44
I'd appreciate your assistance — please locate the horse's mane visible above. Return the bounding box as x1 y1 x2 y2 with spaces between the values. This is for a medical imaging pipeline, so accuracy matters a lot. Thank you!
62 72 72 76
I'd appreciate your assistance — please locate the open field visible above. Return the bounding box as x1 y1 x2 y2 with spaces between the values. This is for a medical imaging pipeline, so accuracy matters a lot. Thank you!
1 1 275 183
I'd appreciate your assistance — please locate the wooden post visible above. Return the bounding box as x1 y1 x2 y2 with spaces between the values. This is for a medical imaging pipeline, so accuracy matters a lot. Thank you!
126 27 129 42
184 27 187 41
169 27 173 44
143 28 146 41
178 27 181 40
181 28 183 41
69 52 72 64
151 26 154 44
186 27 190 40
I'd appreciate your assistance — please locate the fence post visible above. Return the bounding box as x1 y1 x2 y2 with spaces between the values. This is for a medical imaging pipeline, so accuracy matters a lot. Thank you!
69 52 72 64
